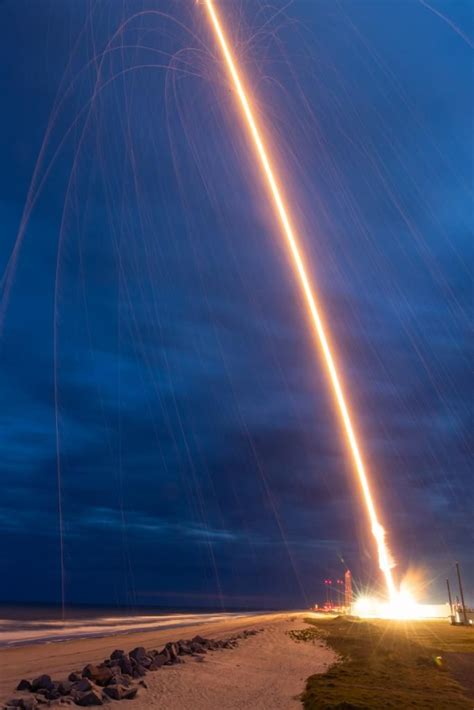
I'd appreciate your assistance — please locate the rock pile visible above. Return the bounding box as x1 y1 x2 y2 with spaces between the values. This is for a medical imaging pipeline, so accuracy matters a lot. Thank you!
3 629 261 708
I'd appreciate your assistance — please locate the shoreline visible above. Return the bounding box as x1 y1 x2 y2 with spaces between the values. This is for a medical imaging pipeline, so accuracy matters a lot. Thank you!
0 612 336 707
0 611 273 649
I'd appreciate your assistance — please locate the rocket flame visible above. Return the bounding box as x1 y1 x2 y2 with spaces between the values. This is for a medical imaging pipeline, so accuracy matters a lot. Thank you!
202 0 397 600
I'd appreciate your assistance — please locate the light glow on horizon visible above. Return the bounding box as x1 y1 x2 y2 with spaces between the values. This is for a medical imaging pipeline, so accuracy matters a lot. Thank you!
353 593 449 620
201 0 397 599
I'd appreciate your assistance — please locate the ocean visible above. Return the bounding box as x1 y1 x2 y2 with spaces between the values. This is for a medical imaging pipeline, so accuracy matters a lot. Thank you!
0 604 264 648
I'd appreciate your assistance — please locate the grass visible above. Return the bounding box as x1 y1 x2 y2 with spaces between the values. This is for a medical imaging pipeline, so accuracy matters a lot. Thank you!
294 615 474 709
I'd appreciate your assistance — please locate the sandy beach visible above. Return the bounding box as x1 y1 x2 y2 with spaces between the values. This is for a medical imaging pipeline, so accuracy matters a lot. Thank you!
0 612 336 708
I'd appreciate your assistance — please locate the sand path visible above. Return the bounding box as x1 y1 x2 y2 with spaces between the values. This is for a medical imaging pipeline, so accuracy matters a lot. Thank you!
127 617 335 709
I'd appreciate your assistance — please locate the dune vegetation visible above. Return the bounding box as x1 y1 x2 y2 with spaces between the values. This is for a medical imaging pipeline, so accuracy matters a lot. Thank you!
293 616 474 709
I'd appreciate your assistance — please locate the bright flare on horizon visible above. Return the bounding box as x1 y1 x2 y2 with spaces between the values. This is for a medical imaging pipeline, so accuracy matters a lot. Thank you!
202 0 397 600
353 593 449 620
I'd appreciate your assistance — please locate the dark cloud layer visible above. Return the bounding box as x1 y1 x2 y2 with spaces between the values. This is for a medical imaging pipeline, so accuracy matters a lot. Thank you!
0 0 472 609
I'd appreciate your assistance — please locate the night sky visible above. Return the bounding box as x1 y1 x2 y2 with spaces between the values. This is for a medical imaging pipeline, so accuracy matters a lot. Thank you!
1 0 472 610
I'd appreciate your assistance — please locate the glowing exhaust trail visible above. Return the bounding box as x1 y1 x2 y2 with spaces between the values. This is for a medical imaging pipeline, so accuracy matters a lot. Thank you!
202 0 397 600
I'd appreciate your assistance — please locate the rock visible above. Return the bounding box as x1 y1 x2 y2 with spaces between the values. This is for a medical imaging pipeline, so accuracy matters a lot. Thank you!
68 673 81 683
192 635 208 645
121 687 137 701
131 664 146 678
129 647 146 661
31 676 54 692
118 656 133 676
109 650 125 660
190 642 206 654
106 675 131 688
20 700 38 710
82 664 98 678
73 679 93 693
81 666 112 687
103 686 137 702
5 702 37 710
102 687 120 702
107 667 118 677
165 642 179 660
190 641 207 653
58 681 72 696
16 680 32 692
178 641 192 655
148 654 167 670
138 681 147 689
45 690 61 701
74 691 103 707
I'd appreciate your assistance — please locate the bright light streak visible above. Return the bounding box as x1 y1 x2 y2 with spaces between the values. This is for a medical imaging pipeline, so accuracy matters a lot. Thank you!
202 0 397 599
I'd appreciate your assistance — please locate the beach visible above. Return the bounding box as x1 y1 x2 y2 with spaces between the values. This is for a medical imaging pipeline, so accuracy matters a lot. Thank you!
0 612 336 708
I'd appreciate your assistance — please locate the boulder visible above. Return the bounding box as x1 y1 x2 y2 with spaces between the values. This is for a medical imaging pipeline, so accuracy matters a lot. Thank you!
106 674 131 688
190 642 206 654
31 676 54 692
164 642 179 661
73 679 93 693
44 690 61 701
109 650 125 660
108 663 122 673
118 656 133 676
21 701 38 710
102 685 138 702
74 691 103 707
129 647 146 661
68 673 81 683
178 641 192 655
81 666 112 687
148 654 167 670
58 682 72 696
102 687 120 702
121 687 137 701
16 680 32 692
131 664 146 679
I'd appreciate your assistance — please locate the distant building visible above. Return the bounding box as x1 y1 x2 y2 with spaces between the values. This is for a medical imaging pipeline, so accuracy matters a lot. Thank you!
344 569 352 610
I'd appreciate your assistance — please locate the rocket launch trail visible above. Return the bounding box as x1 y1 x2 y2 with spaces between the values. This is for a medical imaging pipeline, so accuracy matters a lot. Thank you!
201 0 397 600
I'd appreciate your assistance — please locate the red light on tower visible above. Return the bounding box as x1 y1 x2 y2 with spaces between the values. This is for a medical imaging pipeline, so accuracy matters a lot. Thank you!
344 569 353 610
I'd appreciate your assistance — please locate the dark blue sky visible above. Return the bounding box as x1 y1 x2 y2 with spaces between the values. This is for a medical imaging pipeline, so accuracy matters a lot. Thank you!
0 0 472 609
